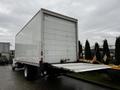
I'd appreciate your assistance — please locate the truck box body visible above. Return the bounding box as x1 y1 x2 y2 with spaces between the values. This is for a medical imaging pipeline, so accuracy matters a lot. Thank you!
15 9 78 66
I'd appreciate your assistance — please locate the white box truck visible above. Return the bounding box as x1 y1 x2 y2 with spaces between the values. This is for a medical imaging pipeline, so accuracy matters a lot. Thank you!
13 8 78 80
13 8 110 80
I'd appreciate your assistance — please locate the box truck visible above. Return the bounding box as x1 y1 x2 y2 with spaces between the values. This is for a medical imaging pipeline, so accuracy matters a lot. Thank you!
13 8 110 80
13 8 78 80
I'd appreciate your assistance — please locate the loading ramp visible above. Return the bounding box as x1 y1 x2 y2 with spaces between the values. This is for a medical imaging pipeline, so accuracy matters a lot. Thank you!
52 63 111 73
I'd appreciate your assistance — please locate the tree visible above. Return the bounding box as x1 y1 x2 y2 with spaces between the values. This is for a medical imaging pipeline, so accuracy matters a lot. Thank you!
115 37 120 65
94 42 101 62
103 39 110 64
78 41 82 59
85 40 92 60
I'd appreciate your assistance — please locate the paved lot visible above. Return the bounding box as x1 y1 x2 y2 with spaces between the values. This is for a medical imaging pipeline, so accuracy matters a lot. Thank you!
0 65 112 90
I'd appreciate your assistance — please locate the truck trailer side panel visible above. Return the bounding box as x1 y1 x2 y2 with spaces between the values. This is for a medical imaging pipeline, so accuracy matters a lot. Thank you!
15 12 41 65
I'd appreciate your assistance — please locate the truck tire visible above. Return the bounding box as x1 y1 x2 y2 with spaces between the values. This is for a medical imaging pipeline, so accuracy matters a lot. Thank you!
12 66 15 71
24 65 38 80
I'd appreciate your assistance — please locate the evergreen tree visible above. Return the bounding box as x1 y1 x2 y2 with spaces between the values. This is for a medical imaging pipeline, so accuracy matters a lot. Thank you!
78 41 82 58
85 40 92 60
103 39 110 64
94 42 101 62
115 37 120 65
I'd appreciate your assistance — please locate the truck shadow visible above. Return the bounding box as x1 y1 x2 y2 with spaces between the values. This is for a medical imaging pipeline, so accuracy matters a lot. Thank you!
12 69 75 90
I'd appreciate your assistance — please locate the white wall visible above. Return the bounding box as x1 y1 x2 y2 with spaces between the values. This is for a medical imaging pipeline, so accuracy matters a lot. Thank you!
15 12 41 64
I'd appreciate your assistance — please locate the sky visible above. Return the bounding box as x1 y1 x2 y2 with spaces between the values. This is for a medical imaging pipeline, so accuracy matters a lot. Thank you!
0 0 120 49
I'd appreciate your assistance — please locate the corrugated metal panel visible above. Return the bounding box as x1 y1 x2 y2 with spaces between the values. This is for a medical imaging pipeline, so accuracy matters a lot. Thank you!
43 14 77 63
0 43 10 53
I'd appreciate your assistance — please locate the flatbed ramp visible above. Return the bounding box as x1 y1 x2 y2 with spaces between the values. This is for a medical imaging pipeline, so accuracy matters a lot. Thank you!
52 63 111 73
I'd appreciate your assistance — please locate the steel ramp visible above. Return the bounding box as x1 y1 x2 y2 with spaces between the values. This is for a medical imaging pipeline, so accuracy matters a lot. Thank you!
52 63 111 73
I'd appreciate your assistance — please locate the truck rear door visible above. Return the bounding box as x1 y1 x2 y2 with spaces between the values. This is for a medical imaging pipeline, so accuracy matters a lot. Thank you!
43 14 77 63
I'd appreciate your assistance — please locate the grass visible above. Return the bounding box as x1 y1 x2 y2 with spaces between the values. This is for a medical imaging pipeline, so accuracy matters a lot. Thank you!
65 70 120 90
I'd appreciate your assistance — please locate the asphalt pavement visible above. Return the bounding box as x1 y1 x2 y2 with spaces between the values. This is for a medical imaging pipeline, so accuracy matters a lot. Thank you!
0 65 113 90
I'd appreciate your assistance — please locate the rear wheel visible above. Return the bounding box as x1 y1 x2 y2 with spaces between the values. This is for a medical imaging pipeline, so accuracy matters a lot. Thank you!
12 66 15 71
24 66 28 78
24 65 38 80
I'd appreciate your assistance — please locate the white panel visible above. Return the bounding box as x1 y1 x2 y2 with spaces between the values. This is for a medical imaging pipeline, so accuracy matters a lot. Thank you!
15 12 41 64
44 14 77 63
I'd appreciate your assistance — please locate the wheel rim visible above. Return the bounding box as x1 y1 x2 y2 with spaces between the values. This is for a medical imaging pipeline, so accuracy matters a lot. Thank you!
24 67 27 78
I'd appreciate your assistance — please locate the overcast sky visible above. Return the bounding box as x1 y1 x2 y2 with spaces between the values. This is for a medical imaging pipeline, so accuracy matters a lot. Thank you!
0 0 120 49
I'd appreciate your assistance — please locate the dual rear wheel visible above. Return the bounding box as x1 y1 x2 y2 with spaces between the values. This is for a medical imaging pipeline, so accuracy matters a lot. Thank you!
13 63 59 80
